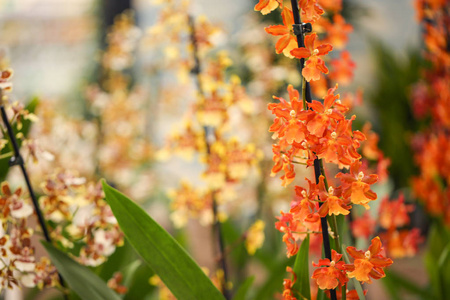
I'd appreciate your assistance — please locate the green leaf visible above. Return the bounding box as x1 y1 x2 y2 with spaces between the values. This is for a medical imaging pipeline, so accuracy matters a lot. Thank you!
316 288 326 300
121 260 142 288
102 181 225 300
123 263 155 300
292 235 311 300
42 241 121 300
97 239 136 281
341 244 366 300
233 276 254 300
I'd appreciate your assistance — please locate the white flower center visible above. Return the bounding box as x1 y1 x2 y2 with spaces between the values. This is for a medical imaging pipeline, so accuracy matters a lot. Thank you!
358 171 364 180
301 190 307 197
365 250 371 259
328 186 334 195
331 132 337 139
290 110 296 117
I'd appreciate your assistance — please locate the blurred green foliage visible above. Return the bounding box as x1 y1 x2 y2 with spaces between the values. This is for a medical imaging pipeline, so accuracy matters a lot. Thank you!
368 40 425 189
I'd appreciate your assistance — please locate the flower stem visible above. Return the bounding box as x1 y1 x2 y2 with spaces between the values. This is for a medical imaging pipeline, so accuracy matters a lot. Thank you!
302 77 307 110
290 1 337 299
188 15 231 299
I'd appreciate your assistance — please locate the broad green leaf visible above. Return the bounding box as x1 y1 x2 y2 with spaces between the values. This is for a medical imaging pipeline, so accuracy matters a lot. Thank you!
292 235 311 300
425 251 441 300
341 244 366 300
97 239 136 281
121 260 142 288
42 241 121 300
438 244 450 269
233 276 254 300
102 181 225 300
123 263 155 300
426 221 450 300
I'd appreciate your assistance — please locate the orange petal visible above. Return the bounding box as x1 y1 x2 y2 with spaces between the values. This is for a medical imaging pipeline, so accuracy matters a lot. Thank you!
275 35 291 54
281 7 295 27
347 259 373 282
317 43 333 56
316 58 329 74
368 236 382 254
304 33 317 53
265 25 289 36
291 47 311 59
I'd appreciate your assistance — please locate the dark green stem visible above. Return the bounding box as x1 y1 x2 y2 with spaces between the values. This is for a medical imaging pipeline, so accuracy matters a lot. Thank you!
290 1 337 299
188 15 231 300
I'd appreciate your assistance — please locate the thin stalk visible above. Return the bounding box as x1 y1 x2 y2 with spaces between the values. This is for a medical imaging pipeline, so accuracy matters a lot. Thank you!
290 1 337 299
302 77 307 110
188 15 231 299
0 94 68 299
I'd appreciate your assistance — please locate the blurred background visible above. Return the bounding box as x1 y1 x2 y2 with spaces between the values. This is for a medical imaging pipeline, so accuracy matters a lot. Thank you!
0 0 444 299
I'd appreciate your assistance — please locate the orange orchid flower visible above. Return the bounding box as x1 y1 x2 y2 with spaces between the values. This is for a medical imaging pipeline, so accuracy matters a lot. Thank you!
329 50 355 85
254 0 282 15
317 176 351 217
381 229 422 259
312 249 348 290
322 14 353 49
336 160 378 208
282 267 298 300
265 7 297 58
345 237 393 284
314 116 360 167
271 143 296 187
310 75 328 98
290 33 333 81
378 193 412 230
275 211 301 257
268 85 309 144
318 0 342 12
291 179 319 222
299 0 324 24
305 84 345 137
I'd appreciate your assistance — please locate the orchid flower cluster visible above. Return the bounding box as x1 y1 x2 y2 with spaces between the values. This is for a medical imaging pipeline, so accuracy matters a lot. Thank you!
411 0 450 226
85 12 155 199
151 1 262 233
255 1 393 298
38 170 123 267
0 182 60 292
0 12 152 295
0 102 123 296
146 1 265 296
0 69 60 293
